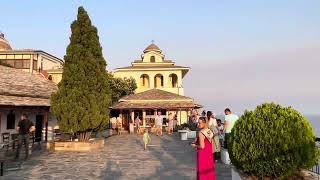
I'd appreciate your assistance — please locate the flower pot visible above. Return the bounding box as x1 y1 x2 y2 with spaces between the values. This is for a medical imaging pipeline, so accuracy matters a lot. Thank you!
178 130 188 140
187 130 196 139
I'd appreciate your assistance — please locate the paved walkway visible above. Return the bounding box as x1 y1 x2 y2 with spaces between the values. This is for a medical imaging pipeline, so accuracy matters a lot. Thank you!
1 133 231 180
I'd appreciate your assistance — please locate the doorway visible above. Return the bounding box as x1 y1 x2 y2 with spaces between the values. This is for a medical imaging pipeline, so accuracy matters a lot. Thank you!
35 115 43 142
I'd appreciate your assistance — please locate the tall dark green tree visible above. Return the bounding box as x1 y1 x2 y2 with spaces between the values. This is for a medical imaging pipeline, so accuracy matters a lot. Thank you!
51 7 111 141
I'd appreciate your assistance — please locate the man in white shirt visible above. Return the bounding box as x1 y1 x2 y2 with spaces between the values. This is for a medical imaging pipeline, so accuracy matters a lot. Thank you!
155 112 163 136
223 108 239 149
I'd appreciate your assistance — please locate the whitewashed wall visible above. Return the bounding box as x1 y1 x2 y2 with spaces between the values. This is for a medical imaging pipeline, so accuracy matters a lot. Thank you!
0 109 58 143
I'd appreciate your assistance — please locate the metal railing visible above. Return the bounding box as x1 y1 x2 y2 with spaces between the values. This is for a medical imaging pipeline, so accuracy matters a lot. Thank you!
309 137 320 176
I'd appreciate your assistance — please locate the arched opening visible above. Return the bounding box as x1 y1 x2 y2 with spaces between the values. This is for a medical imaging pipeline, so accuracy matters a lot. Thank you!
169 74 178 87
140 74 150 88
154 74 164 88
150 56 155 63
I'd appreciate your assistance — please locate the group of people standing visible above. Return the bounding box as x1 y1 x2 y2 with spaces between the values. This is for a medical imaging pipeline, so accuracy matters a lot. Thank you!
110 112 177 136
110 115 123 135
192 108 239 180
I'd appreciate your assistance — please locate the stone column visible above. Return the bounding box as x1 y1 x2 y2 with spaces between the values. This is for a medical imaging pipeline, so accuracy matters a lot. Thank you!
29 54 33 74
149 73 155 89
142 110 146 127
44 111 49 142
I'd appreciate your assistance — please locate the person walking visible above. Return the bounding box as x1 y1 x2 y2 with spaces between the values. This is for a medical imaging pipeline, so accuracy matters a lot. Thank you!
192 117 215 180
223 108 239 149
116 115 123 135
129 119 134 134
135 116 141 134
167 113 174 135
216 119 224 149
143 129 151 150
207 111 220 161
111 117 116 135
15 114 35 161
155 112 163 136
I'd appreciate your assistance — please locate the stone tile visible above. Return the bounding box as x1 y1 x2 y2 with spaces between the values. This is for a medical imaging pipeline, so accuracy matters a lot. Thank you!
1 133 231 179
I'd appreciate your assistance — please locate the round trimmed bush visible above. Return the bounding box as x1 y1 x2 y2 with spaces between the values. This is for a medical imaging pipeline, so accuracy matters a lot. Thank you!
229 103 319 179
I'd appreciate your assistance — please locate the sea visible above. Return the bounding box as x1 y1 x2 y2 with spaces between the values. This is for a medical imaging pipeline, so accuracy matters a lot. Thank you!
308 115 320 138
216 114 320 138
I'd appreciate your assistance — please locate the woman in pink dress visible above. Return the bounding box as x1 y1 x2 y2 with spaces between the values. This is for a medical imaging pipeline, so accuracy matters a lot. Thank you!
192 116 216 180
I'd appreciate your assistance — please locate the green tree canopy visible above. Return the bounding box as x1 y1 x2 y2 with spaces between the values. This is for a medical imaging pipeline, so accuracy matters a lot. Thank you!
106 73 137 103
229 103 319 179
51 6 111 141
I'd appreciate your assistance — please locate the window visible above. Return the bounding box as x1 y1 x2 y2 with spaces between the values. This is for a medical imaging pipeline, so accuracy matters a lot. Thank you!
154 74 164 88
33 60 37 70
150 56 155 63
14 60 23 68
7 112 15 129
169 74 178 87
5 60 14 67
140 74 150 88
23 60 30 68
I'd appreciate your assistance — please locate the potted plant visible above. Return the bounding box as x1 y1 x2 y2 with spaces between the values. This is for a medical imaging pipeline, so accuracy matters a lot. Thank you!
187 122 197 139
229 103 320 179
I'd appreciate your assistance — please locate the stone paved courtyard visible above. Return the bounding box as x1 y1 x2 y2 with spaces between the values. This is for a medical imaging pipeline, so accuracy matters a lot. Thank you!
1 133 231 180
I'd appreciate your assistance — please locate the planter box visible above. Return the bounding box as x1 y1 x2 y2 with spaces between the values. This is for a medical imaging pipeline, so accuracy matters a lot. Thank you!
52 138 105 152
187 131 196 139
178 130 188 140
221 148 231 164
232 166 242 180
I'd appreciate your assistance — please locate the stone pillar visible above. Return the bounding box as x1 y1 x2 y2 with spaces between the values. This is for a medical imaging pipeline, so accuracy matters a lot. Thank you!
142 110 146 127
131 111 134 122
45 111 49 142
29 54 33 74
38 53 42 71
150 74 155 89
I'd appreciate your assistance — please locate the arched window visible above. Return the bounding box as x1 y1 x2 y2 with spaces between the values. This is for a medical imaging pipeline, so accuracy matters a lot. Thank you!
140 74 150 88
150 56 155 63
169 74 178 87
154 74 164 88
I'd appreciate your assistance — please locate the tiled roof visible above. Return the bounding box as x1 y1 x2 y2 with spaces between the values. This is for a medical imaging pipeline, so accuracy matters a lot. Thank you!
112 89 201 109
120 89 192 101
143 43 162 53
112 101 195 110
133 60 173 63
0 35 12 50
0 95 51 106
115 65 190 70
0 66 57 106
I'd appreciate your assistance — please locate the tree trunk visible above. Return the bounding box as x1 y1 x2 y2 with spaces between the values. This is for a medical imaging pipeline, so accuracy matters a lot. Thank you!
79 131 92 142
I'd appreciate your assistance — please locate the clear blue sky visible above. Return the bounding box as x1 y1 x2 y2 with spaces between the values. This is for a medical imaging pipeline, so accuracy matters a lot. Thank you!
1 0 320 114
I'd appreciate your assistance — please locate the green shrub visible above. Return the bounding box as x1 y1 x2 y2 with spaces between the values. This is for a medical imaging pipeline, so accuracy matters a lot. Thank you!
229 103 319 179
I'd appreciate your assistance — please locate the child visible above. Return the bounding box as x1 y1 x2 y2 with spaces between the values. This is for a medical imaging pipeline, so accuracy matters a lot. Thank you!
129 119 134 134
143 129 151 150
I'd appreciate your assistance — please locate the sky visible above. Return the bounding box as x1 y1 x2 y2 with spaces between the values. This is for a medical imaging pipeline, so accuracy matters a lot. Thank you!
1 0 319 115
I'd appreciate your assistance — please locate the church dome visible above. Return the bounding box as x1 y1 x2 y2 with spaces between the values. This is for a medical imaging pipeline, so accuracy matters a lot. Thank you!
0 33 12 51
143 43 162 53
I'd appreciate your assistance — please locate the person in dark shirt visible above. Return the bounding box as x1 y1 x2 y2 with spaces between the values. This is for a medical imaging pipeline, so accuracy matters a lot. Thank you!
15 114 35 160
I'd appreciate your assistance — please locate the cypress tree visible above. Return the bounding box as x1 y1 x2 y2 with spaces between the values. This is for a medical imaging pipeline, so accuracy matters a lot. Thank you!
51 6 111 141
